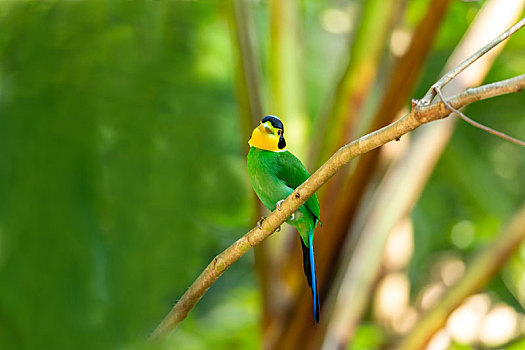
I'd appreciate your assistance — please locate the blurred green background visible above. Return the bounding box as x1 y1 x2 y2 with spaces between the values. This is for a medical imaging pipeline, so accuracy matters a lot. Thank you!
0 1 256 349
0 1 524 349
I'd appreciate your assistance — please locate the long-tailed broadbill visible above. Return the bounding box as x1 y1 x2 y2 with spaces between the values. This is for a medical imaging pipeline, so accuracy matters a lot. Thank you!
247 115 321 323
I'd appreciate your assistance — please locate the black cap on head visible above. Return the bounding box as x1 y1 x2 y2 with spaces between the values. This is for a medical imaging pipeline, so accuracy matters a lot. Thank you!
262 115 284 132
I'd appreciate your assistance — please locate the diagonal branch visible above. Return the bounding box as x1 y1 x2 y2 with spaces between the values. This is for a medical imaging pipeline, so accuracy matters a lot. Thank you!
149 73 525 341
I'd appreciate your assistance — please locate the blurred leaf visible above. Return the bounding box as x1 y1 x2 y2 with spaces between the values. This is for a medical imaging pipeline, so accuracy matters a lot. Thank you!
347 323 384 350
0 1 252 349
168 287 260 350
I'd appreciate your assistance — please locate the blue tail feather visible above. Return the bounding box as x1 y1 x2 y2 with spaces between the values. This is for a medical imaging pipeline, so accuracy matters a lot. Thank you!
309 234 320 323
299 234 320 323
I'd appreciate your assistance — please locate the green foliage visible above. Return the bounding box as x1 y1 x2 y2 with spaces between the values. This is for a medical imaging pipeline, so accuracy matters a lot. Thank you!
347 323 385 350
0 1 254 349
168 287 260 350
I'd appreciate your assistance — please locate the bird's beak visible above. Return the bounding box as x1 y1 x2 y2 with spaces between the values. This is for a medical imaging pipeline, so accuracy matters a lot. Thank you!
258 122 273 134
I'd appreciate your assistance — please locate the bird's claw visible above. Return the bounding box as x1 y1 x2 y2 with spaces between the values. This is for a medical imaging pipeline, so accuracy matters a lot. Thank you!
257 217 266 229
258 217 282 232
275 200 295 221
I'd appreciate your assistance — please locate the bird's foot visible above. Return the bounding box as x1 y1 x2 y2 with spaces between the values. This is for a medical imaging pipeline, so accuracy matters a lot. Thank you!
257 216 282 232
257 216 265 229
275 199 295 221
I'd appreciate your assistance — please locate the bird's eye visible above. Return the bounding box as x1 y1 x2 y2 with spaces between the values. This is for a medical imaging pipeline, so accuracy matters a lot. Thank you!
278 130 281 135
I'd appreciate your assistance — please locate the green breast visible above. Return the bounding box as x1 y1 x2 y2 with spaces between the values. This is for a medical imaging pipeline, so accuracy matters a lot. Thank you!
246 147 320 224
247 148 291 211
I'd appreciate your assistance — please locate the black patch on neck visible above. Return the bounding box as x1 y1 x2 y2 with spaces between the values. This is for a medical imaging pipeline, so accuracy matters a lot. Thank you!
262 115 284 131
278 136 286 150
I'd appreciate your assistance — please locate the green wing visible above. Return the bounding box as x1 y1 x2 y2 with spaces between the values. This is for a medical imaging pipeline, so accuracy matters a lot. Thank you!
277 151 321 223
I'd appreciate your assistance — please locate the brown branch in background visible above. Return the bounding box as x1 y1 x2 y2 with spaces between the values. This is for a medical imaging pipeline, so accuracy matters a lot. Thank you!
311 0 398 167
274 0 407 345
270 1 399 345
435 85 525 147
277 1 452 347
149 73 525 342
395 203 525 350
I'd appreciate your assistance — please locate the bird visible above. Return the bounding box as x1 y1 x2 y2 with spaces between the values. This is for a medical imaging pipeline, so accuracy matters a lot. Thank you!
246 115 321 323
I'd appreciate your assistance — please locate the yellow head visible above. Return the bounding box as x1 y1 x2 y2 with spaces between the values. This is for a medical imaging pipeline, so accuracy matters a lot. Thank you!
248 115 287 152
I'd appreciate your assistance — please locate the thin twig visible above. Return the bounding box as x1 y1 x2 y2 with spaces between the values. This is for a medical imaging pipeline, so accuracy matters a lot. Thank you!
149 74 525 342
435 86 525 147
420 17 525 105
